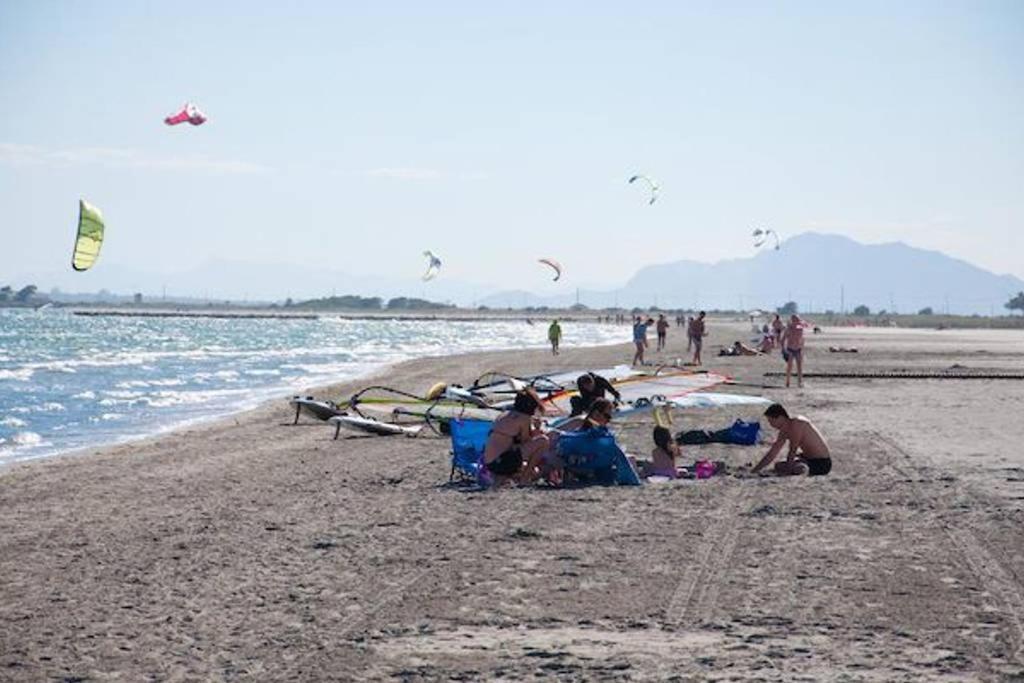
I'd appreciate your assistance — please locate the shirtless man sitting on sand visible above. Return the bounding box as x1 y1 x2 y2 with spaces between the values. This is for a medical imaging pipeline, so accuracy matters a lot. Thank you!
751 403 832 476
482 389 550 486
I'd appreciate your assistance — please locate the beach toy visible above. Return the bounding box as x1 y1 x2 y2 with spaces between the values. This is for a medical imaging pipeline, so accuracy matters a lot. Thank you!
695 460 716 479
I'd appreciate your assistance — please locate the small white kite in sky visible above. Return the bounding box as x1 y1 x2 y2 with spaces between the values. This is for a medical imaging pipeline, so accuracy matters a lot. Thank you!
628 174 659 205
422 251 442 281
538 258 562 281
752 227 780 251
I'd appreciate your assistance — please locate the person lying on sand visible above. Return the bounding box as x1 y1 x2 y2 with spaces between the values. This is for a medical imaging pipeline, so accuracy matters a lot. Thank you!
719 340 761 357
569 372 623 416
482 389 550 486
750 403 832 476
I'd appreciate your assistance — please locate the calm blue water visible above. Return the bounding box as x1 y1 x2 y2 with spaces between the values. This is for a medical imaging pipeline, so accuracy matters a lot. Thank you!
0 310 625 464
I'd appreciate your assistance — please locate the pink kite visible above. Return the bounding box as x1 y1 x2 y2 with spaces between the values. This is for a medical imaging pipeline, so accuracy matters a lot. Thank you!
164 103 207 126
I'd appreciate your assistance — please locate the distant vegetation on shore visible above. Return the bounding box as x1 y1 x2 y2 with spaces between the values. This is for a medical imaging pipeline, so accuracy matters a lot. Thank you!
4 283 1023 329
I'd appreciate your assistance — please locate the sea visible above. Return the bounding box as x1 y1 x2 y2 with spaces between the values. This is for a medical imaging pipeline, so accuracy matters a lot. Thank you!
0 309 625 464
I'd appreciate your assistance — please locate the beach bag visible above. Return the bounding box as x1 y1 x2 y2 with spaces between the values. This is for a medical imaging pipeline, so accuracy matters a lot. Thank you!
726 419 760 445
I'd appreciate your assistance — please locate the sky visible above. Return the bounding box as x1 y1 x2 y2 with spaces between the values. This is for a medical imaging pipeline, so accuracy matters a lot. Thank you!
1 1 1022 297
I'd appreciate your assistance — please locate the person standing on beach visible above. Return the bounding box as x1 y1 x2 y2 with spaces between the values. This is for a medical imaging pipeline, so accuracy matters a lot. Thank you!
548 319 562 355
688 311 707 365
686 316 695 351
751 403 831 476
771 314 784 345
655 314 669 351
632 317 652 365
780 314 810 388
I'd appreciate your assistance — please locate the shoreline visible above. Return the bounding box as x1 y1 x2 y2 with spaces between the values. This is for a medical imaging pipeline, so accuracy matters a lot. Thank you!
2 323 1022 680
0 329 630 468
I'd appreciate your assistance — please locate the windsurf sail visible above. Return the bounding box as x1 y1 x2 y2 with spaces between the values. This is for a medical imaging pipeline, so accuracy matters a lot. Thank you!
541 369 732 417
71 199 105 271
469 365 643 401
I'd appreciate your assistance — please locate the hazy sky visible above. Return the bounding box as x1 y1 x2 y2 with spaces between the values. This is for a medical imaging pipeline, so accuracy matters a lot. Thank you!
2 1 1021 293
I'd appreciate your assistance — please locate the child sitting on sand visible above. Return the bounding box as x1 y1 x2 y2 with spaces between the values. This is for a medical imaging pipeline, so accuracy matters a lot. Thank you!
636 426 682 479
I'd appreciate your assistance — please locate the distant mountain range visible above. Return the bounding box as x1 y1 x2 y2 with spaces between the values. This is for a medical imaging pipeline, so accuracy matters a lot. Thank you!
479 233 1024 315
8 233 1023 315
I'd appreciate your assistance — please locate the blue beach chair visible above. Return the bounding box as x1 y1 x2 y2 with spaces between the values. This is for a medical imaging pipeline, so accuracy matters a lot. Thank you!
449 418 494 485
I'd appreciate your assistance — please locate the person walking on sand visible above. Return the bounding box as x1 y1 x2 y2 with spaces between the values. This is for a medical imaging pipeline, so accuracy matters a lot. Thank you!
771 314 784 345
780 314 810 388
656 314 669 351
750 403 832 476
548 319 562 355
632 317 653 366
688 311 707 365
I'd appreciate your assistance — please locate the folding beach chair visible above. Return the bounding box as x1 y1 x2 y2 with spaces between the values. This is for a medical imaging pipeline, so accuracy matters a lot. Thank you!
449 418 494 485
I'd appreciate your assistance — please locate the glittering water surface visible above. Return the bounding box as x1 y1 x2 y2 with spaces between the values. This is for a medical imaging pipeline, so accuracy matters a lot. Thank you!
0 310 625 463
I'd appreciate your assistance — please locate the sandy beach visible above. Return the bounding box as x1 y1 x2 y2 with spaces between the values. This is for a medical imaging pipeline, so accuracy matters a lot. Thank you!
2 320 1023 681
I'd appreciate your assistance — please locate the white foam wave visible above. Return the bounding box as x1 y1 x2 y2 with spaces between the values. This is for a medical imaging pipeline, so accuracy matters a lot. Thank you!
0 368 34 381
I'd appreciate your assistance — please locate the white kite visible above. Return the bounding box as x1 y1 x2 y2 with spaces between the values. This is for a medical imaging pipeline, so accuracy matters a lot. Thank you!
752 228 780 251
538 258 562 281
628 174 659 205
422 251 442 281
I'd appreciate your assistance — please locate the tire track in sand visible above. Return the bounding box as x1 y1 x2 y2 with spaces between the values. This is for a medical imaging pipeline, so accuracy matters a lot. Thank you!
664 482 751 627
873 431 1024 664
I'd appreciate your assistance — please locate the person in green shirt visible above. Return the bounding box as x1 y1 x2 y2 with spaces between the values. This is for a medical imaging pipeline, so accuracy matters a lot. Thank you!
548 319 562 355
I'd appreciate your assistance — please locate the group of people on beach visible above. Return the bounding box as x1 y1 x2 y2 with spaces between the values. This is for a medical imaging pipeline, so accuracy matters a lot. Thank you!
631 311 708 366
716 313 813 388
481 371 832 487
550 310 814 387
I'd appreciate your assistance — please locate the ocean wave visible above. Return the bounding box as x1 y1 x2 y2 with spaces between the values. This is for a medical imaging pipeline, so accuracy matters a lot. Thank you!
1 416 27 428
0 431 44 448
0 368 34 382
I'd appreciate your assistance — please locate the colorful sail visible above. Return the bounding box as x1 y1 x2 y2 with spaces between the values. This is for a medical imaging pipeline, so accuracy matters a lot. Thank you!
164 102 207 126
71 199 105 272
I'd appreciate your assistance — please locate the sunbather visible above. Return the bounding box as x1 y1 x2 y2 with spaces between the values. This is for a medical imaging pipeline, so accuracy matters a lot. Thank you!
482 389 550 485
719 340 761 357
751 403 832 476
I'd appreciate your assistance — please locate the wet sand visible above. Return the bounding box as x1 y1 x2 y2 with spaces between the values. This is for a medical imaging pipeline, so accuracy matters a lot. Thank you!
2 321 1023 681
